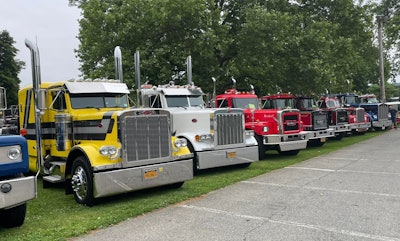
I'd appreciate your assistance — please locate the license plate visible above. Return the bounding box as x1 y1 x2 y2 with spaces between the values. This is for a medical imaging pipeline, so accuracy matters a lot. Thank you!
144 170 158 179
320 138 326 143
226 151 237 158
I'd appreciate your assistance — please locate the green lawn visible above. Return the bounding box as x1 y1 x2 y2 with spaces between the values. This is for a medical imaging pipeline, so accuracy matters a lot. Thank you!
1 131 382 241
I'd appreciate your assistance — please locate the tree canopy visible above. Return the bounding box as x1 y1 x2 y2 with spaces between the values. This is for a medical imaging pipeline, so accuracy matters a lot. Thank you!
377 0 400 81
70 0 382 98
0 30 23 105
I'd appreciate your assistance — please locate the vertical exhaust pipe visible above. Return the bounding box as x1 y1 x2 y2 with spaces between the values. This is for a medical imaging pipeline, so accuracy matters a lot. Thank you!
231 77 237 89
114 46 123 83
134 50 141 106
24 39 43 178
186 56 192 85
212 77 216 107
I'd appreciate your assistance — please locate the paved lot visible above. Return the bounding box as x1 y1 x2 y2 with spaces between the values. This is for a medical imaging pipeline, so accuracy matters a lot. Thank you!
72 130 400 241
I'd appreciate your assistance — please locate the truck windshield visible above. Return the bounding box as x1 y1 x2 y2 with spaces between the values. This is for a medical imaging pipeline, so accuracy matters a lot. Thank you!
345 96 359 105
165 95 204 108
361 97 378 103
70 93 129 109
262 98 294 109
232 98 259 109
300 98 317 108
325 99 340 108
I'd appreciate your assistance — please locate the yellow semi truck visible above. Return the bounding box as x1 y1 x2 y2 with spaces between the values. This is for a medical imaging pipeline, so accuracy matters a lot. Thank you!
19 39 193 206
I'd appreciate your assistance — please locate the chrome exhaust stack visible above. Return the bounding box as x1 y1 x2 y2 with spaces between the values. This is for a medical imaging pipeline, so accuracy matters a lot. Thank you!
134 50 141 106
24 39 43 178
114 46 123 83
186 56 192 85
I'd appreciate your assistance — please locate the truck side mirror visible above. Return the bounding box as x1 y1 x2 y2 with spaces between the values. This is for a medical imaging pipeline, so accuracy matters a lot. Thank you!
0 87 6 110
38 89 47 111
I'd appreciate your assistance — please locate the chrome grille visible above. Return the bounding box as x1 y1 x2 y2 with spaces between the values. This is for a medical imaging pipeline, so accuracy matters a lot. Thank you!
378 105 388 121
312 111 328 130
124 115 170 161
283 114 299 131
215 112 244 145
356 108 365 123
336 109 348 124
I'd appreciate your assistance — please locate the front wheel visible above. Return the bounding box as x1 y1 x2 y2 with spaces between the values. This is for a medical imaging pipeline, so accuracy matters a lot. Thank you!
255 135 266 160
167 182 184 189
307 139 325 147
278 150 300 156
71 156 94 206
0 203 26 228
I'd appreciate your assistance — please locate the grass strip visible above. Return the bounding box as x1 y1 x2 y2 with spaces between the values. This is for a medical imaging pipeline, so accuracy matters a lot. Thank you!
1 131 382 241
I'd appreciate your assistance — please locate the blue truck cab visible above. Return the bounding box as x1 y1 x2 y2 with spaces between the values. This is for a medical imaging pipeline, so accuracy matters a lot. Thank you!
0 87 37 228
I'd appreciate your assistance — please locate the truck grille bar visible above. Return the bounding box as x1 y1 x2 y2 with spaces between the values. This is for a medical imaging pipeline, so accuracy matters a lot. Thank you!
378 105 388 121
356 108 365 123
283 114 299 131
334 109 348 125
215 112 244 145
124 115 170 161
312 111 328 130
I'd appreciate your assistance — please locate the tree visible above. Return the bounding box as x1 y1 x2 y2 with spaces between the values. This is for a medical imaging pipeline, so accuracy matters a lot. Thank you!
70 0 379 97
376 0 400 79
0 30 24 105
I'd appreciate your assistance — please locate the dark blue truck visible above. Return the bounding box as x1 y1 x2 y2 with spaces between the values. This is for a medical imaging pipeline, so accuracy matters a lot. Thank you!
0 87 36 228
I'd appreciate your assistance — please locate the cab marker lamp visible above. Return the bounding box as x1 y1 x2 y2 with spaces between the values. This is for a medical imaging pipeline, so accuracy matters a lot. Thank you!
99 146 120 159
195 134 213 142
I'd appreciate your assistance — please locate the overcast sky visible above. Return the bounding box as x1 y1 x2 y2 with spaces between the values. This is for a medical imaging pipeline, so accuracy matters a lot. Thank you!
0 0 81 88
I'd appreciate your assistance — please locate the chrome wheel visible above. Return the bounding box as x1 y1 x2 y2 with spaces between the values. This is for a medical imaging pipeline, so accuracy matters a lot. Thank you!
71 166 88 202
71 156 94 205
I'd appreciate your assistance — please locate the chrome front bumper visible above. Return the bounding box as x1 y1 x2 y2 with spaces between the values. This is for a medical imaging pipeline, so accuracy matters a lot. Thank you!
0 176 36 209
196 145 259 170
93 159 193 198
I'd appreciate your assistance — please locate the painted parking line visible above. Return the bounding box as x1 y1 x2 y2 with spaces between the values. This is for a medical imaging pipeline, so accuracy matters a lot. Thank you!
180 204 400 241
241 181 400 198
314 157 361 160
285 166 400 176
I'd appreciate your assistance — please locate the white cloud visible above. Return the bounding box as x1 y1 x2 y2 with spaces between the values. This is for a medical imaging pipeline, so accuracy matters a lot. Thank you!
0 0 81 88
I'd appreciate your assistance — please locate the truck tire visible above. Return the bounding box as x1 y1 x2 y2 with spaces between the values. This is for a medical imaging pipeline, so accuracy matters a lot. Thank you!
307 139 325 147
167 182 184 189
0 203 26 228
331 132 345 140
71 156 94 206
278 150 300 156
255 135 266 160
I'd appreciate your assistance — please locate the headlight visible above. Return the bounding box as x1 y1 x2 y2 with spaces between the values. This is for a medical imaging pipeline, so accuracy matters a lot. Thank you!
99 146 117 156
262 126 269 133
174 138 187 148
245 130 254 137
8 146 22 160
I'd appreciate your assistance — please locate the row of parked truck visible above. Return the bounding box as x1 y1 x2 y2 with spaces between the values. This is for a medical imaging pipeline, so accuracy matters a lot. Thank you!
0 41 394 228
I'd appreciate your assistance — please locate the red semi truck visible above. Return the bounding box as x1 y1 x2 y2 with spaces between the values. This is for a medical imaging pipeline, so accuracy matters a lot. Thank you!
215 89 308 159
261 94 335 146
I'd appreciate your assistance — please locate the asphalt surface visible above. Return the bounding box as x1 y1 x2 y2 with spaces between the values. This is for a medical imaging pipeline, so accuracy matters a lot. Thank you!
72 130 400 241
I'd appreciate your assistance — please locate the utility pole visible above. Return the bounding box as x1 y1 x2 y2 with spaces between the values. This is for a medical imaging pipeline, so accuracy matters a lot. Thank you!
377 15 386 103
